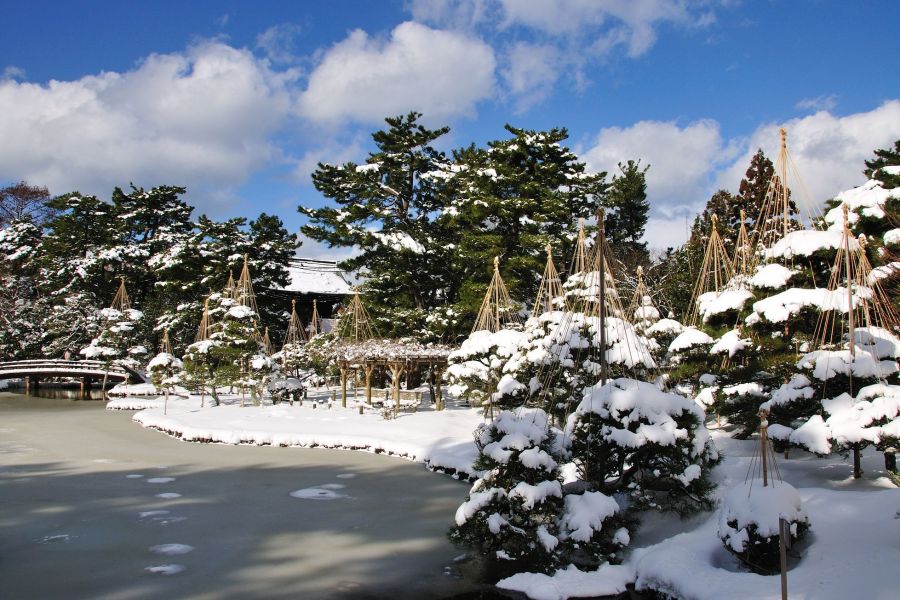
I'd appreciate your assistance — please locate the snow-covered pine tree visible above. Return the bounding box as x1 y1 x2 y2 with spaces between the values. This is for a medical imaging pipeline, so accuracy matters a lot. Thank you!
449 408 565 574
445 126 606 329
0 219 45 359
80 279 148 389
566 378 720 515
182 296 221 405
301 112 455 338
147 329 183 414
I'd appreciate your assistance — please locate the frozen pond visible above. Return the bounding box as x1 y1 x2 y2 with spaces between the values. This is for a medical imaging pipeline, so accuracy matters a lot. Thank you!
0 391 507 599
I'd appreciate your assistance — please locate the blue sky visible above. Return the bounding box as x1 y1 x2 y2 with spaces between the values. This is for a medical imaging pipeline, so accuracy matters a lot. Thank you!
1 0 898 253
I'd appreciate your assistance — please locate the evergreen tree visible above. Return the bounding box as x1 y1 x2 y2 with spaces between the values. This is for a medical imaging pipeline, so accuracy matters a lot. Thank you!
248 213 299 339
567 378 720 516
864 139 900 189
446 126 607 328
449 409 566 574
605 160 650 270
0 220 45 359
300 112 454 338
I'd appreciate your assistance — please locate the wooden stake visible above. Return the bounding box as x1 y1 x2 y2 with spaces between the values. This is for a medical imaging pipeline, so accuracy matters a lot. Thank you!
597 209 608 384
779 517 789 600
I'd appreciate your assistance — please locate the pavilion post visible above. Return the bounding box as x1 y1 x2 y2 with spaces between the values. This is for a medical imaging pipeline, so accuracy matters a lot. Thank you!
389 363 404 414
434 366 444 411
364 364 374 405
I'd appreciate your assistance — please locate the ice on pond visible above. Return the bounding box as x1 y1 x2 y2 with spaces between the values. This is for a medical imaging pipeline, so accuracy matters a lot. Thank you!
146 477 176 484
290 487 349 500
144 564 185 575
320 483 346 490
126 474 144 479
335 473 357 479
155 492 182 499
149 544 194 556
39 534 72 544
92 459 114 464
139 510 170 518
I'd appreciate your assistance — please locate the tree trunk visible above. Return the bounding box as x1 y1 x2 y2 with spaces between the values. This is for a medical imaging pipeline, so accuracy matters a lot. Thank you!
884 450 897 474
853 446 863 479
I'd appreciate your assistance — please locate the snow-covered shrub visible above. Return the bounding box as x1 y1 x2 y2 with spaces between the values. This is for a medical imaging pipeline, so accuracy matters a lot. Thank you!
449 408 565 574
446 328 527 408
718 479 809 574
556 490 633 570
566 378 719 515
267 376 305 404
80 306 148 385
788 383 900 475
488 312 656 421
148 351 183 393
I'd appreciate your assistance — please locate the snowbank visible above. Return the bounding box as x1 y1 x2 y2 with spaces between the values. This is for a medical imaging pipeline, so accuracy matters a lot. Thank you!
632 487 897 600
131 394 484 478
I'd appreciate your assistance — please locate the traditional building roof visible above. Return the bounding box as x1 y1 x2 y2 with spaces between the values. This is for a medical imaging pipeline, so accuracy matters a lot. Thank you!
278 258 353 296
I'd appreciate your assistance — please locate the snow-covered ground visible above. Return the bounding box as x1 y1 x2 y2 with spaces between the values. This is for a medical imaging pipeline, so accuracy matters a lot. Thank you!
498 426 899 600
109 386 485 479
109 387 898 600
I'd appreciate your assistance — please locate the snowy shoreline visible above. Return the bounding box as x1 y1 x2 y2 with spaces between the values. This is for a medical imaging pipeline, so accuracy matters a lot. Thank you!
112 389 486 482
110 389 899 600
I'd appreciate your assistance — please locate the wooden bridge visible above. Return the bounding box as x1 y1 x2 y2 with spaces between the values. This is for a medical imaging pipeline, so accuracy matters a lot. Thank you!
0 359 145 396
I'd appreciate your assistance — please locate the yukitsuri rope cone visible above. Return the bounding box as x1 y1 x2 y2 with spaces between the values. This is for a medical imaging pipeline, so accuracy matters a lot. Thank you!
308 299 321 337
235 255 259 315
687 214 736 327
531 244 565 318
732 209 753 278
110 277 131 311
261 327 273 356
282 299 307 346
472 256 521 334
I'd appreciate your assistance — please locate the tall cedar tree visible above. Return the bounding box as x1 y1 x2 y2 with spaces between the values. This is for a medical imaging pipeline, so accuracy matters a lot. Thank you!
605 159 650 271
300 113 454 338
445 125 607 328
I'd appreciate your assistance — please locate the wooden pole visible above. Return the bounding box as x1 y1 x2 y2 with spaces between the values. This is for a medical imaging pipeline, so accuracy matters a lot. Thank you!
364 364 374 405
779 518 789 600
389 363 404 416
760 409 769 487
597 209 608 384
340 365 348 408
434 366 444 411
843 205 856 358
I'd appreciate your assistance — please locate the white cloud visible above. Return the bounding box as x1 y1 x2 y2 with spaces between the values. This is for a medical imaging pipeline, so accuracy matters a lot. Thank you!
298 21 496 125
257 23 304 64
715 100 900 216
796 94 838 112
2 65 26 80
501 42 562 112
0 42 298 211
498 0 701 56
583 119 732 210
581 101 900 250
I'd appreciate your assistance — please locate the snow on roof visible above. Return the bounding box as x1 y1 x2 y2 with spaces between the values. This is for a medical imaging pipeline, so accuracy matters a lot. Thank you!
279 258 353 295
